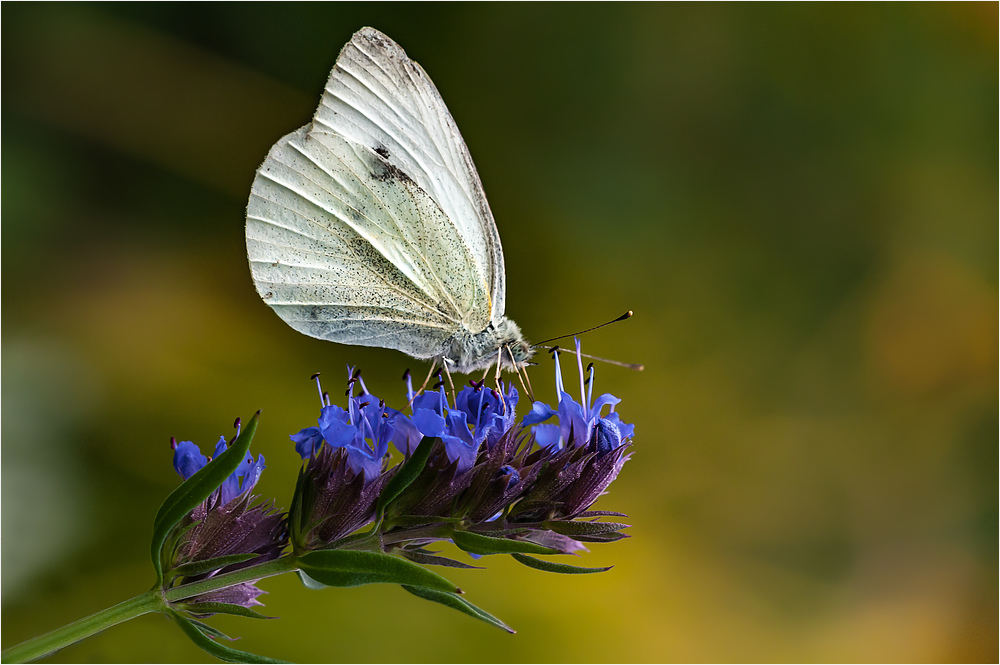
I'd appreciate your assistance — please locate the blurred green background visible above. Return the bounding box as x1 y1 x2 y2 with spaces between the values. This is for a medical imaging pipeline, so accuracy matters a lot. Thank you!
3 3 996 662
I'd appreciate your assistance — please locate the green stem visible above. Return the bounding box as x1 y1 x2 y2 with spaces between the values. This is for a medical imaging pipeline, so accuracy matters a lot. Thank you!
1 591 163 664
2 556 304 663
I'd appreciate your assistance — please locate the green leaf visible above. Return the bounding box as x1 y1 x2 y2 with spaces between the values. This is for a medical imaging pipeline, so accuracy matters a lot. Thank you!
180 602 273 619
511 553 613 574
298 549 458 592
170 553 261 578
574 532 629 543
451 530 560 555
400 549 482 569
151 412 260 583
187 619 234 641
297 569 327 590
170 610 289 663
402 586 514 634
546 521 630 537
376 436 437 516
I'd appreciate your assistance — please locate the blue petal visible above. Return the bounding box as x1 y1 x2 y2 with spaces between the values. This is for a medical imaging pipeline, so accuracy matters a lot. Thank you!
388 411 423 455
411 391 444 415
522 401 557 427
173 441 207 480
590 393 621 419
243 454 266 492
319 406 360 449
412 408 446 438
290 426 324 458
444 409 475 447
557 392 590 447
440 433 478 473
533 423 564 450
605 412 635 442
212 436 228 459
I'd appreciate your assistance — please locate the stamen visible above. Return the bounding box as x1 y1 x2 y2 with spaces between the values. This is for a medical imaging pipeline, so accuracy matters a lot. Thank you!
586 362 595 412
475 379 488 432
355 368 370 395
322 391 331 407
551 347 565 398
435 383 448 415
575 338 586 418
358 405 377 453
312 373 324 407
170 436 177 450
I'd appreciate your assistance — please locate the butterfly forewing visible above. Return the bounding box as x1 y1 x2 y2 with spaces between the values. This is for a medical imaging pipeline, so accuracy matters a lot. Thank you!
315 27 505 325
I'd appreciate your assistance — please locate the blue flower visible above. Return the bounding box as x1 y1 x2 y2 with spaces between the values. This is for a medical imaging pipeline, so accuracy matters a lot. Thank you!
290 369 390 482
522 338 634 454
405 380 519 474
166 420 286 612
172 430 266 506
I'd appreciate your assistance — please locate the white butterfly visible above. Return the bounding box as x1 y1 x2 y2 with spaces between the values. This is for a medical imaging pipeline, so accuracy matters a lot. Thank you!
246 27 532 375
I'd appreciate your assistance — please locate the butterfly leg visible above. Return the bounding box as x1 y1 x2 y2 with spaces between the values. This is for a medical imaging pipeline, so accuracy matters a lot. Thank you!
411 359 439 406
441 358 458 405
506 345 534 404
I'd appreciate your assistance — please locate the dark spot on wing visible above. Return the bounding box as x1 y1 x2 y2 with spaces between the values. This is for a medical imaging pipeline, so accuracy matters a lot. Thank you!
374 145 390 159
370 148 415 186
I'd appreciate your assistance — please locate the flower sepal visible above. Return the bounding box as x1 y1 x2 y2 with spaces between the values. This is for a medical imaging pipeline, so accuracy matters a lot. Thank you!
174 600 273 620
167 552 262 579
543 519 632 539
168 609 290 664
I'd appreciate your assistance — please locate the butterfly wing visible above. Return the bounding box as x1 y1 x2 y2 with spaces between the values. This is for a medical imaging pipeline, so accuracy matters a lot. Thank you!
247 126 488 358
314 27 506 328
247 28 503 358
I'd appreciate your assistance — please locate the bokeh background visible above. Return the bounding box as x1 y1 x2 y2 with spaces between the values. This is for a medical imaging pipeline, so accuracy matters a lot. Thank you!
3 3 996 662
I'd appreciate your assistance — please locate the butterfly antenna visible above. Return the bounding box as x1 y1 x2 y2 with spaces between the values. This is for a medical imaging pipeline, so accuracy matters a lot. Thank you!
531 310 635 347
538 345 644 371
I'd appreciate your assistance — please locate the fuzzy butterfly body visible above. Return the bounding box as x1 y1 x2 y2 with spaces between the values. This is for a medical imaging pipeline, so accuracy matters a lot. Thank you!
246 28 532 373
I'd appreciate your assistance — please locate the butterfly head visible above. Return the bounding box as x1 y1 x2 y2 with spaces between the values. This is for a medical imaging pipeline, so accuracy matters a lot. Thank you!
442 317 534 374
505 338 533 367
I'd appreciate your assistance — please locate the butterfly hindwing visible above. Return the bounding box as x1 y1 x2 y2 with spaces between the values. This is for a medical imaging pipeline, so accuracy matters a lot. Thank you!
247 126 487 358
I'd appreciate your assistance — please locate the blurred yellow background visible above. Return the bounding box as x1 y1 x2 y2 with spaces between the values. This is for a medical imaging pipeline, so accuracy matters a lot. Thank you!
3 4 996 662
